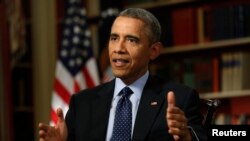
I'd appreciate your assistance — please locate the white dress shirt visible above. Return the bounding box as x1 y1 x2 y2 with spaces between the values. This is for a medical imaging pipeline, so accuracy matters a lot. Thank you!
105 71 149 141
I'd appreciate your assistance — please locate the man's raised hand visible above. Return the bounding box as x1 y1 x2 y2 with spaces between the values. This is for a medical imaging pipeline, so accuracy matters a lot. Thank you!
38 108 67 141
166 91 192 141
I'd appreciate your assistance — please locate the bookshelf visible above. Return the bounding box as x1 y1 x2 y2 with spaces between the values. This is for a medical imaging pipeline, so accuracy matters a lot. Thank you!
160 37 250 54
9 0 36 140
125 0 250 124
126 0 199 9
200 90 250 99
0 1 13 141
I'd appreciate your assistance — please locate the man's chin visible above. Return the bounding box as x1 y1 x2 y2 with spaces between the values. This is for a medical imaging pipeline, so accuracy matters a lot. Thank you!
113 74 123 78
112 72 127 79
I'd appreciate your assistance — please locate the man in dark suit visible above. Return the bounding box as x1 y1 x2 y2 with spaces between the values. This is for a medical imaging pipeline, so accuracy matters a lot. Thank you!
39 8 207 141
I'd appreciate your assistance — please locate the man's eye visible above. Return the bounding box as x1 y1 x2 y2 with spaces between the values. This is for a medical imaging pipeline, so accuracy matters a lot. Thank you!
128 38 137 43
110 37 117 41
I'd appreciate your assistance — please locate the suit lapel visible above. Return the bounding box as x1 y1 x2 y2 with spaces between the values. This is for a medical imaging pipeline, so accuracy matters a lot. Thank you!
132 76 166 140
89 80 115 140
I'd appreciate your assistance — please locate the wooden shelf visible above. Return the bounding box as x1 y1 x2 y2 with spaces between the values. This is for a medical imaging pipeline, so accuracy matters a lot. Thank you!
200 90 250 99
126 0 198 9
13 62 32 69
160 37 250 55
14 106 33 112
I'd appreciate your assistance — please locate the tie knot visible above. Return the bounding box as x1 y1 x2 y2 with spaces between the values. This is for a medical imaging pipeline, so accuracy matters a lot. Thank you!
119 87 133 97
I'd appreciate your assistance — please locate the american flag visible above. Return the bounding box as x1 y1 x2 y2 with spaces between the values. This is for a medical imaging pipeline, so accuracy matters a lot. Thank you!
50 0 100 125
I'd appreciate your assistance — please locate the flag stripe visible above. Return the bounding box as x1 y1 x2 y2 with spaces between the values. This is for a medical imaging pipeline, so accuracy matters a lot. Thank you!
83 67 95 88
54 78 71 104
86 58 100 85
51 92 65 110
51 109 58 124
51 92 69 117
75 71 87 90
56 61 74 94
74 79 81 93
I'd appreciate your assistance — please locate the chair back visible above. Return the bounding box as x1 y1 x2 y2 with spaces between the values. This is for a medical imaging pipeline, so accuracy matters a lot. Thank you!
200 99 221 127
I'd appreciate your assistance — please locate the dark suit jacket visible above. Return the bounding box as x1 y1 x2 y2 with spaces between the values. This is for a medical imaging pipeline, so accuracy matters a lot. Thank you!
65 75 207 141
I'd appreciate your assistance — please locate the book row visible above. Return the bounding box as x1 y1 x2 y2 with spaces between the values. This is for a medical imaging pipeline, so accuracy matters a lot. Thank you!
152 51 250 94
162 3 250 47
214 113 250 125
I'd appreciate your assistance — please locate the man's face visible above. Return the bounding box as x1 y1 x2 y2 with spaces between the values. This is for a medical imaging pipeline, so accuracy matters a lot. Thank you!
108 16 153 84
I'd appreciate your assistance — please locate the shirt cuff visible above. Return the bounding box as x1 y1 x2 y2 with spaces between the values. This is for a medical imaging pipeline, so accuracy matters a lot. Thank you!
188 126 199 141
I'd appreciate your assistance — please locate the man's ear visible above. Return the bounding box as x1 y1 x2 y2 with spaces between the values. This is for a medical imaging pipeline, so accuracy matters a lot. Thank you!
149 42 163 60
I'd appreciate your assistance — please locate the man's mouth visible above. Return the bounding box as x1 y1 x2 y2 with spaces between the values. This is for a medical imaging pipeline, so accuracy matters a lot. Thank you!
112 59 129 67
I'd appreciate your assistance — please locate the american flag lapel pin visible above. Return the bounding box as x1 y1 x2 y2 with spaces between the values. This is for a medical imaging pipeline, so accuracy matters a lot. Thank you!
150 101 158 106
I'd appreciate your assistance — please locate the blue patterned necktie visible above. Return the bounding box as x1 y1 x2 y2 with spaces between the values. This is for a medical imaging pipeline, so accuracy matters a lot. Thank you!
110 87 133 141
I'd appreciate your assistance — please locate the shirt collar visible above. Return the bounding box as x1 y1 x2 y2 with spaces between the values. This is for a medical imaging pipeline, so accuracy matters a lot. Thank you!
114 71 149 98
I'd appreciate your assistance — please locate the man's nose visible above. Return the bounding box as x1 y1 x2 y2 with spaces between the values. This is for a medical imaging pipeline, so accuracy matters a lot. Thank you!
114 40 126 54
